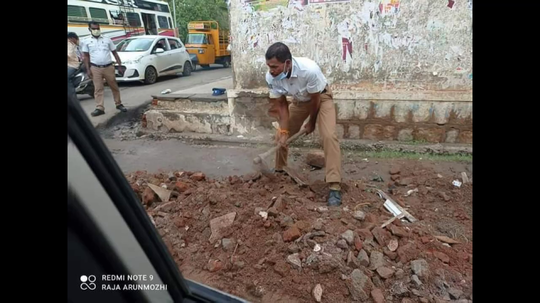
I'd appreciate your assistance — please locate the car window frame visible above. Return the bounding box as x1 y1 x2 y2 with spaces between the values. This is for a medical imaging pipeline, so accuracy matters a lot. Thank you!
152 38 169 54
67 71 248 303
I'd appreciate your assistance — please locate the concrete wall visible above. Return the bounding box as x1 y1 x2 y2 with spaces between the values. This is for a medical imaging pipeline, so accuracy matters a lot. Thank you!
226 0 472 143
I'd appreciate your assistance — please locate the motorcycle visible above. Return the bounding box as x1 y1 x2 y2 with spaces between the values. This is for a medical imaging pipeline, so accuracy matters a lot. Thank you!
71 66 95 99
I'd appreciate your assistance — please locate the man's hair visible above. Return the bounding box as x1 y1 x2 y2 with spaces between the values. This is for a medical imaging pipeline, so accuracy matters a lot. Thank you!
88 21 100 28
265 42 292 63
67 32 79 39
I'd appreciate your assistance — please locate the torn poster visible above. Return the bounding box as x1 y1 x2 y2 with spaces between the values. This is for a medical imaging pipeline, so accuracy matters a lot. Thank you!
337 20 353 63
379 0 400 17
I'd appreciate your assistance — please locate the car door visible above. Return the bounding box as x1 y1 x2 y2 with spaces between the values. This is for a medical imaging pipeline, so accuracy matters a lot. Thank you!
176 39 191 69
151 38 170 75
166 38 184 72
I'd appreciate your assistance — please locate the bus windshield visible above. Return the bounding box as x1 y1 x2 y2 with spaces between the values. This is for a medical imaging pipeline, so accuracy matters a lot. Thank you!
187 33 207 44
116 38 154 52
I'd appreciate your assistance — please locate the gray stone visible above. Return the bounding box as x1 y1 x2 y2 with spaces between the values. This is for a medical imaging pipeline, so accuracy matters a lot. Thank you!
349 269 374 301
353 211 366 221
306 253 318 265
357 249 370 267
287 253 302 268
342 230 355 244
288 243 301 253
317 254 340 274
312 284 323 302
410 259 430 278
369 251 385 270
280 215 294 228
336 239 349 249
376 266 395 279
390 281 409 296
372 275 384 288
411 274 423 286
448 287 463 300
221 238 235 251
347 251 359 268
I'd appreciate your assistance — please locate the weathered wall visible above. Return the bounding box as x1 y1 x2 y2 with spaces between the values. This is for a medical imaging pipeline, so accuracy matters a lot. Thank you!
226 0 472 143
229 0 472 91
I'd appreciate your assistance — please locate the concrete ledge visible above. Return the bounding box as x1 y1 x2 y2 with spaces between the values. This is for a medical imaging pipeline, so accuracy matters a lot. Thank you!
143 110 230 134
137 129 472 156
152 93 227 102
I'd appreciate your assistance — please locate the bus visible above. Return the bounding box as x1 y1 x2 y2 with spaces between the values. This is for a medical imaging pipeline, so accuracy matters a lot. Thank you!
68 0 176 44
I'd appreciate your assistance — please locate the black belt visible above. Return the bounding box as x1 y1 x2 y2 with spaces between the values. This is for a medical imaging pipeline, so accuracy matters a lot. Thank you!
91 63 113 68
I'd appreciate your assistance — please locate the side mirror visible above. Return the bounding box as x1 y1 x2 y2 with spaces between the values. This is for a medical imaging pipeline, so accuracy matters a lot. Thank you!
155 48 165 54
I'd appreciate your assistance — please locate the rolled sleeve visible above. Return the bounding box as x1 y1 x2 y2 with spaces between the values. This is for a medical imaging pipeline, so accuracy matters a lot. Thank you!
108 38 116 51
81 42 89 53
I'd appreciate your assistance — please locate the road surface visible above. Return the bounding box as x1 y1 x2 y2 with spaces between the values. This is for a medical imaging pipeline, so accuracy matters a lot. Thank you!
78 65 232 127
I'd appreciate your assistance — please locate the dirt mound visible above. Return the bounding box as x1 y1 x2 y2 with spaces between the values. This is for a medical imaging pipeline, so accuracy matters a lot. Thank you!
127 163 472 302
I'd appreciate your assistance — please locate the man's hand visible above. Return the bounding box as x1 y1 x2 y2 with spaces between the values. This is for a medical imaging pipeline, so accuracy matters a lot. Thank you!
118 66 126 76
87 69 93 79
304 120 316 135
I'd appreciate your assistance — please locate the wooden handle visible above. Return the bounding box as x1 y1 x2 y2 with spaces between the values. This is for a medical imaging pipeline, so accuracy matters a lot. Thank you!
255 128 308 162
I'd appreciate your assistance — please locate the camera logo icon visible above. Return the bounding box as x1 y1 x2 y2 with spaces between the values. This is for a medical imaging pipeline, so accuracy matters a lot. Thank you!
80 275 96 290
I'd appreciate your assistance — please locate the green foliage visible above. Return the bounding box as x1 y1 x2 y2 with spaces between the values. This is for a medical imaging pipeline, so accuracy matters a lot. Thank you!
166 0 230 40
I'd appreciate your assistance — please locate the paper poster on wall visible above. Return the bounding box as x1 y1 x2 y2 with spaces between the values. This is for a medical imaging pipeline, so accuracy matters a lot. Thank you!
309 0 350 3
289 0 309 11
379 0 400 16
245 0 288 11
337 20 353 63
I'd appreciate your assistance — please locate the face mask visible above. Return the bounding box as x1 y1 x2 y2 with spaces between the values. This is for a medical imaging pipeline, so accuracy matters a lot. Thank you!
91 29 101 36
274 61 290 80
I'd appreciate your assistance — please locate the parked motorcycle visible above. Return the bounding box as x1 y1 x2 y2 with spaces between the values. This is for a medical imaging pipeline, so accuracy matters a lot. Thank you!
72 67 94 99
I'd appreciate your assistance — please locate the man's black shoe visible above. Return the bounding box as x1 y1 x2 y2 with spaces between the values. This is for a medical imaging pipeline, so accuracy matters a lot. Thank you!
328 190 342 206
116 104 127 112
91 109 105 117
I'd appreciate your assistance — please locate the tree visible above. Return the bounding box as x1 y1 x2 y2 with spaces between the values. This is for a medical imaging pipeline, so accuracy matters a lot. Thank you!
167 0 230 40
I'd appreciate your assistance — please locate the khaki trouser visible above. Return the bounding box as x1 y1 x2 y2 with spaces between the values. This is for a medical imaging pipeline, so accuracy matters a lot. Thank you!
275 86 342 184
91 65 121 110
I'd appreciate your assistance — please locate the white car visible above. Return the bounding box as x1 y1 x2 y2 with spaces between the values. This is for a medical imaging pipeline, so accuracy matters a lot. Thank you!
114 35 193 84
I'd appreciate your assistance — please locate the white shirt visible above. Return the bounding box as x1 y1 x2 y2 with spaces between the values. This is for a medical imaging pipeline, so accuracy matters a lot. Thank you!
81 35 115 66
266 57 327 102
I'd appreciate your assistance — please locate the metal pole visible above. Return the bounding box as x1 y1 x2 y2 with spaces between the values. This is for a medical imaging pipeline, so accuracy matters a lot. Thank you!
172 0 177 30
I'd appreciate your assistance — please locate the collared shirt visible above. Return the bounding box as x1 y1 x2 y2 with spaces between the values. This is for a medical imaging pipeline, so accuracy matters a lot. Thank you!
68 41 82 69
81 35 115 66
265 57 327 102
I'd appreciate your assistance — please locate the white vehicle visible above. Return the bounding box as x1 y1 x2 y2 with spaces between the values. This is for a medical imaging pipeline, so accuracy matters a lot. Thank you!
68 0 176 43
114 35 193 84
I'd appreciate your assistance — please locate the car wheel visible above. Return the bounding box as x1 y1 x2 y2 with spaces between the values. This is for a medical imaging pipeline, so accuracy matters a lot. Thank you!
182 62 192 76
223 60 230 68
144 66 157 84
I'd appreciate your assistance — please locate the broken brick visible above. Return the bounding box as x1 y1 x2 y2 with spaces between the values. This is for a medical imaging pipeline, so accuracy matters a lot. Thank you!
191 172 206 181
283 226 301 242
306 150 325 168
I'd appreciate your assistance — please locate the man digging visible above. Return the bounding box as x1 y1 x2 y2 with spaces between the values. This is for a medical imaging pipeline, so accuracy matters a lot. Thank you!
265 42 343 206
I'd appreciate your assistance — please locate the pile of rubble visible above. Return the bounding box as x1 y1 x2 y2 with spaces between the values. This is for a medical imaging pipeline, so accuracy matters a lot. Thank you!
127 162 472 303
